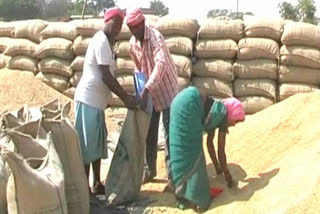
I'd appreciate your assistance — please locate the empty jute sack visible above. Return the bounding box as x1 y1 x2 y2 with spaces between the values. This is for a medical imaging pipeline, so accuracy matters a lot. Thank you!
105 110 151 206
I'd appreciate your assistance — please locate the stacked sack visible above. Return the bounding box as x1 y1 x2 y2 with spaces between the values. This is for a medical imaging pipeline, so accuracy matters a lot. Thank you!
0 100 89 214
0 22 15 70
279 22 320 101
33 21 77 94
233 19 282 114
194 19 242 99
156 17 199 93
1 20 45 75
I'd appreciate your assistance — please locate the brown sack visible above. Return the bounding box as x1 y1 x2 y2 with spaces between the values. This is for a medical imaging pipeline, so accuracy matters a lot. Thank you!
4 38 38 57
192 59 233 81
244 19 284 41
8 55 38 74
165 36 193 56
0 154 9 214
279 83 319 101
279 65 320 85
115 57 134 75
116 24 132 40
76 19 104 37
198 19 244 41
40 22 78 41
280 45 320 69
0 22 14 37
192 77 233 97
239 96 275 114
195 39 238 59
108 93 125 107
238 38 279 60
114 40 130 57
70 72 83 87
38 57 73 78
234 79 276 99
281 22 320 49
36 72 69 93
116 74 135 93
233 59 278 80
13 20 48 43
73 36 90 56
35 38 74 60
178 77 190 91
172 54 192 78
0 37 12 53
63 87 75 99
156 18 200 39
0 55 11 69
4 134 68 214
71 56 84 71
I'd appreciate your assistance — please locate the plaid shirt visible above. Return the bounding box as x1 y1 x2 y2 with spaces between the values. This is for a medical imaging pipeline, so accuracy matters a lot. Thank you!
129 26 178 112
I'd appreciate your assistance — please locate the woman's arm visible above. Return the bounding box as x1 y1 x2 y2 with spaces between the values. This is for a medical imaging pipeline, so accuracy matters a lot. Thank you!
206 130 223 175
217 131 233 187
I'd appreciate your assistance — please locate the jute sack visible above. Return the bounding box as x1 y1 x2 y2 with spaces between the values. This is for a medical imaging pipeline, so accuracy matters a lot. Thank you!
70 72 83 87
279 83 319 101
172 54 192 78
116 24 132 40
4 134 68 214
156 18 200 39
239 96 275 114
115 57 134 75
280 45 320 69
71 56 84 71
192 59 233 81
238 38 279 60
42 118 90 214
165 36 193 56
279 65 320 85
8 55 38 74
63 87 75 99
234 79 276 99
244 19 284 41
233 59 278 80
114 40 130 57
195 39 238 59
0 37 12 53
0 54 11 69
12 20 48 43
12 119 46 140
40 22 78 41
4 38 38 57
105 110 151 206
0 22 14 37
281 22 320 49
76 19 104 37
36 72 69 93
35 38 74 60
0 154 9 214
192 77 233 97
116 74 135 93
178 77 190 91
108 93 125 107
198 19 244 41
39 57 73 78
73 36 90 56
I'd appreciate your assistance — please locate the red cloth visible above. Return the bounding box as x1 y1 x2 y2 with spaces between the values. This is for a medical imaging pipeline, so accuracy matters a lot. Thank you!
210 187 223 198
222 97 245 121
104 7 124 23
126 8 145 27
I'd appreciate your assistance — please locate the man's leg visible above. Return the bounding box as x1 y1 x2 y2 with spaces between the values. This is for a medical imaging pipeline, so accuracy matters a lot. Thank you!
162 108 173 188
144 108 160 182
92 159 104 194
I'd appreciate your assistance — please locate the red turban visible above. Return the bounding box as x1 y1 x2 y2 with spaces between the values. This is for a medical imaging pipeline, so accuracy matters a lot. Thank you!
126 8 145 27
104 7 124 23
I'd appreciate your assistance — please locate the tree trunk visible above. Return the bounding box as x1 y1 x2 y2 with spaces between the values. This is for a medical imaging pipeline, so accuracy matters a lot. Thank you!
81 0 88 20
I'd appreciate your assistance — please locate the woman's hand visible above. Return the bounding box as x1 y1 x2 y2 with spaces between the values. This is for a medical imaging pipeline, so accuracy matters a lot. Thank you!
224 170 234 188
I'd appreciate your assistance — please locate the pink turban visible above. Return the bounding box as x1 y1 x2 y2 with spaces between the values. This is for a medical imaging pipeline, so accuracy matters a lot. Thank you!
104 7 125 23
126 8 145 27
222 97 245 121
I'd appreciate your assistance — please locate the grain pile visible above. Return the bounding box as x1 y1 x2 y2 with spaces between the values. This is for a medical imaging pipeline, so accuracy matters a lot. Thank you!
133 92 320 214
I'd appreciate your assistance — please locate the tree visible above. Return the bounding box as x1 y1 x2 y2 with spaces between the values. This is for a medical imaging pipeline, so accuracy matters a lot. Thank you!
279 0 317 24
87 0 115 16
207 9 252 20
0 0 42 21
42 0 69 18
279 1 300 21
150 0 169 17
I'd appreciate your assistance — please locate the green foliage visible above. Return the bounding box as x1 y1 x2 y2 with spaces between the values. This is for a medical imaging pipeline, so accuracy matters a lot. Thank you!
0 0 42 21
279 0 317 24
207 9 253 20
150 0 169 17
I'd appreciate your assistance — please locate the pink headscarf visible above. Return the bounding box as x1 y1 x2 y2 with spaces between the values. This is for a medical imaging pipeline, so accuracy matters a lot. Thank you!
222 97 245 121
104 7 125 23
126 8 145 27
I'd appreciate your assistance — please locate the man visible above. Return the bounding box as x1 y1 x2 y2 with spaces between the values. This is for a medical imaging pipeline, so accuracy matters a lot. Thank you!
74 7 138 194
126 9 179 185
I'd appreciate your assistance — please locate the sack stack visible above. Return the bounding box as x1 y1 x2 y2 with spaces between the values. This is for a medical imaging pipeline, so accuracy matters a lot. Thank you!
0 22 14 69
233 19 282 114
194 19 242 99
279 22 320 101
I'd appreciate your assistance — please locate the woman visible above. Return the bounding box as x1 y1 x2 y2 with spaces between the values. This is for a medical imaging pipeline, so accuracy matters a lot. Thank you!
169 86 245 210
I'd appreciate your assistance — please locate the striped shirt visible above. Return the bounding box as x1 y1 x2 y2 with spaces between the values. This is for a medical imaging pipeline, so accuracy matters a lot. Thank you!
129 26 178 112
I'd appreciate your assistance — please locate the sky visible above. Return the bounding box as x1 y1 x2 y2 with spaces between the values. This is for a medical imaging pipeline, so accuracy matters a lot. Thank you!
116 0 320 23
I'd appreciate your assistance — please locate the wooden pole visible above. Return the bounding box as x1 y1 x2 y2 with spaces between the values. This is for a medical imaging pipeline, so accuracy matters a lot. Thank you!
81 0 88 20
